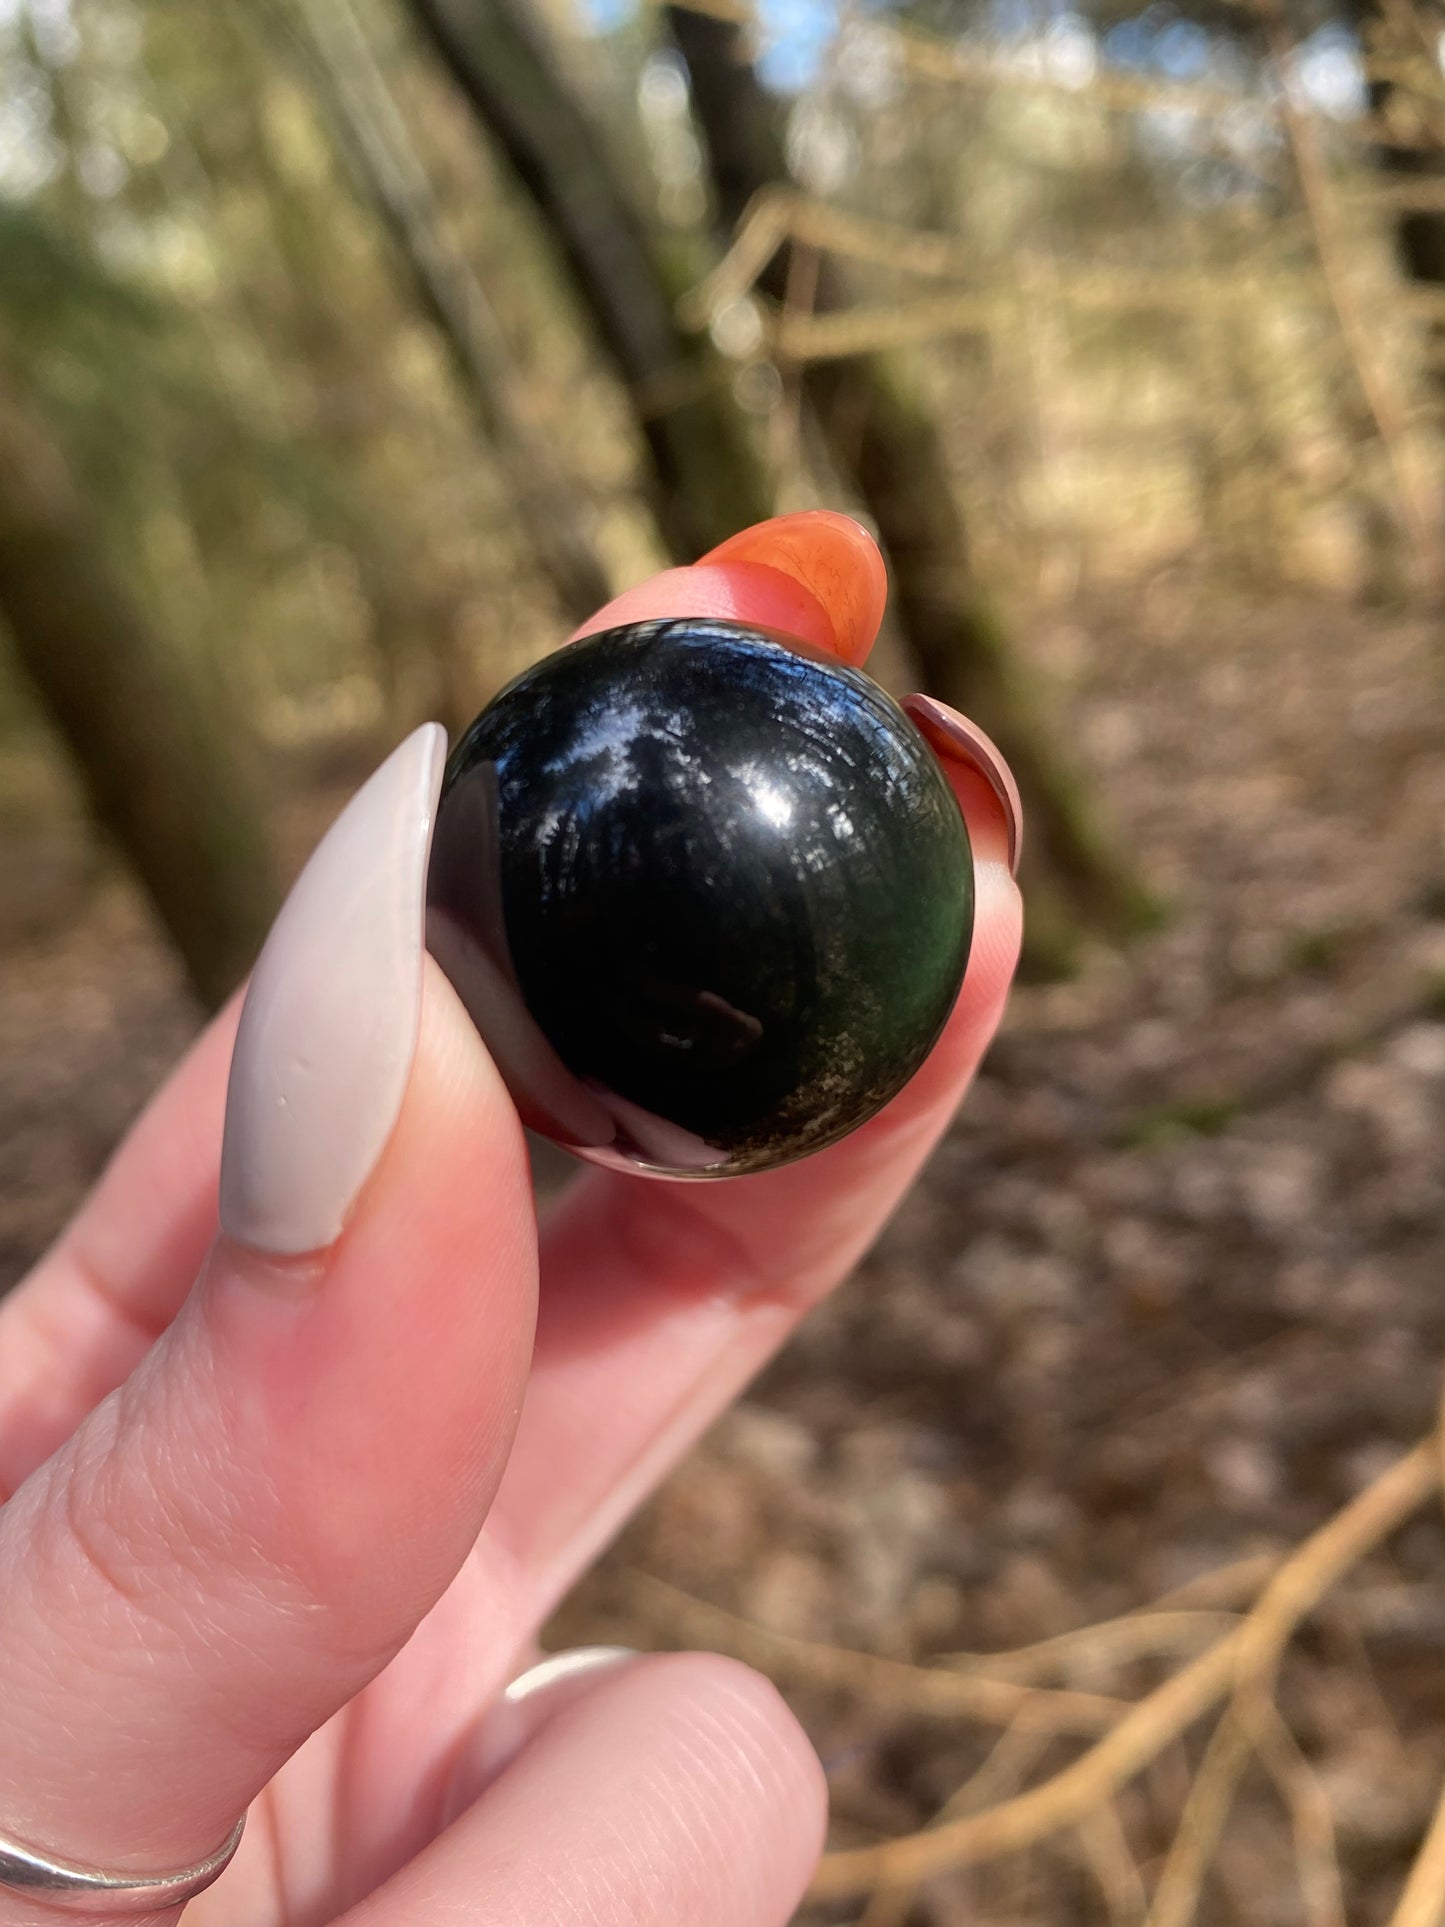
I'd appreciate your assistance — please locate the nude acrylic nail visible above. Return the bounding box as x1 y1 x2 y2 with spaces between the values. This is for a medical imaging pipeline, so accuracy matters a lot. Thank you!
218 724 447 1257
902 695 1023 878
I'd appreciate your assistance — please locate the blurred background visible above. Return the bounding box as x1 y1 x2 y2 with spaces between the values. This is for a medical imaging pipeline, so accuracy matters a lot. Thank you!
3 0 1445 1919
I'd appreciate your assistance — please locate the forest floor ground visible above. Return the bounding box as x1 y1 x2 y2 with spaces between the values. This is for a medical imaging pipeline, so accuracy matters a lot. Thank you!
3 574 1445 1925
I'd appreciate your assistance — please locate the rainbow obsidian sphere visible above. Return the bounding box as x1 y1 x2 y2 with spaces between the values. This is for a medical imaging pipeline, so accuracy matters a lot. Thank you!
425 618 973 1178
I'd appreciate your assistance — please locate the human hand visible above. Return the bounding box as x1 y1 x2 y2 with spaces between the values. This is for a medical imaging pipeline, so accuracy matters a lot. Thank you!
0 514 1022 1927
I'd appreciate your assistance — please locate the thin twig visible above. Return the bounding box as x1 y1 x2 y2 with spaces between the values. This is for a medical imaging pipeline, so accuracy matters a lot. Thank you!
856 1716 1051 1925
1253 1699 1346 1927
1387 1776 1445 1927
626 1573 1124 1734
814 1632 1242 1902
1147 1554 1281 1614
942 1612 1241 1686
770 234 819 482
952 1719 1057 1810
1265 9 1441 587
856 1877 913 1927
659 0 1445 150
1076 1802 1149 1927
1389 1388 1445 1927
1144 1699 1257 1927
684 192 1445 363
809 1440 1438 1904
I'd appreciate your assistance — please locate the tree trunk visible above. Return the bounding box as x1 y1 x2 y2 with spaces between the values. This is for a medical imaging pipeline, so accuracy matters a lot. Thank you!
1347 0 1445 372
404 0 776 559
278 0 613 622
0 380 281 1007
668 7 1155 949
169 10 469 728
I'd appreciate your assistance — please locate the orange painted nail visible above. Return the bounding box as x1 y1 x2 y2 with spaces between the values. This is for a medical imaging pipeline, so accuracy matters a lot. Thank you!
699 512 887 666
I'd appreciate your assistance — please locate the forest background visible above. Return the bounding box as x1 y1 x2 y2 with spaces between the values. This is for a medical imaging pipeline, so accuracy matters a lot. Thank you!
4 0 1445 1920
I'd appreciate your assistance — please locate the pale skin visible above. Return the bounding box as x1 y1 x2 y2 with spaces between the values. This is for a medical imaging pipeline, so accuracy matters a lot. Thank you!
0 516 1022 1927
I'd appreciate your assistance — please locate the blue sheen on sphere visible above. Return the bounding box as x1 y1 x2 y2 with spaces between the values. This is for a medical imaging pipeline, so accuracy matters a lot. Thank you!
425 618 973 1178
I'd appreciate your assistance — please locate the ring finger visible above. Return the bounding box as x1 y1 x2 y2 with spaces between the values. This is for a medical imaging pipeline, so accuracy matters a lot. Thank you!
343 1655 825 1927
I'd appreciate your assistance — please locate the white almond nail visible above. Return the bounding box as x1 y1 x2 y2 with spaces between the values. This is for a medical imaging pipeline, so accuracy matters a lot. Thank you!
219 724 447 1256
503 1647 638 1706
445 1648 640 1815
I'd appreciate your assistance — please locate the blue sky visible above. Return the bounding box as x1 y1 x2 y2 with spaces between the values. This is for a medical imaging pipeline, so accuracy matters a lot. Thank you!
575 0 844 88
574 0 1368 116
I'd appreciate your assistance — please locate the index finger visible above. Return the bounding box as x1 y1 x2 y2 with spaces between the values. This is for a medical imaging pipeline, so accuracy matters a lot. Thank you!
0 521 876 1485
0 513 1017 1519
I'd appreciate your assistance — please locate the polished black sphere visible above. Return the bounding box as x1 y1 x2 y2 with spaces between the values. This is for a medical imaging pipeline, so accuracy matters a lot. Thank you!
425 618 973 1177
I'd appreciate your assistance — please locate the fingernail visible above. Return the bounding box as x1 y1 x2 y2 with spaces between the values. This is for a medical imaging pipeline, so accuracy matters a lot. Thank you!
902 695 1023 878
219 724 448 1256
449 1648 639 1812
503 1646 639 1706
698 512 888 666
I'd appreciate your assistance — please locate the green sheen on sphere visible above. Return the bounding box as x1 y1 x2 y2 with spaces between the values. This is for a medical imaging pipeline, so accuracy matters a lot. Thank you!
426 618 974 1178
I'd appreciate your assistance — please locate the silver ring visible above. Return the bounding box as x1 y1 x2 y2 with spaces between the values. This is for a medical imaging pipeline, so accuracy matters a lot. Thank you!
0 1813 245 1915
